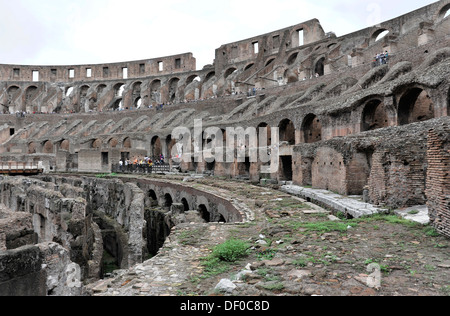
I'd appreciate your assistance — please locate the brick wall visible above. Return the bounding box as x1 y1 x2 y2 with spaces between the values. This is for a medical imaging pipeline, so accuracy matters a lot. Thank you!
426 127 450 238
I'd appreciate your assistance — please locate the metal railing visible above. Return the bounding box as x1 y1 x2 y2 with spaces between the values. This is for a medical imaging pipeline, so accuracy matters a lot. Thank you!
0 161 43 174
111 163 172 174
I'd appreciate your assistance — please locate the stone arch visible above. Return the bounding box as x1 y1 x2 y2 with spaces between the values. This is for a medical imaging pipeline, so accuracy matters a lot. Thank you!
164 193 173 209
397 87 434 125
314 57 325 77
134 97 142 109
92 138 102 149
123 137 132 149
114 83 125 97
301 114 322 143
24 86 38 111
112 99 123 111
224 67 237 79
437 3 450 21
204 71 215 83
371 28 390 43
168 77 180 102
148 190 158 201
151 136 162 157
244 63 254 71
361 99 389 131
96 84 107 95
181 198 190 212
287 52 299 65
279 119 296 145
150 80 162 104
42 140 54 154
198 204 210 222
186 74 201 85
60 139 70 151
265 58 275 67
108 138 119 148
28 142 37 154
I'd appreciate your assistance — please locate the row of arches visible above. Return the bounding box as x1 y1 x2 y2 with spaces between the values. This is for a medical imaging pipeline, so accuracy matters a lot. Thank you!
147 190 225 223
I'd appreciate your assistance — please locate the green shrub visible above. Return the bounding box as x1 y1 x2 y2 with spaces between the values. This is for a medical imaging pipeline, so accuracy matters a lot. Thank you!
211 239 250 263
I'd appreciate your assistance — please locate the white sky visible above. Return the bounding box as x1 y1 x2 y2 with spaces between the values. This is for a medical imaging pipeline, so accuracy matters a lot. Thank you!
0 0 439 70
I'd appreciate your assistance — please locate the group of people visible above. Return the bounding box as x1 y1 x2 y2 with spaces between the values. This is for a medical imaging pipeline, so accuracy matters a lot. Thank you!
373 51 389 67
118 154 166 172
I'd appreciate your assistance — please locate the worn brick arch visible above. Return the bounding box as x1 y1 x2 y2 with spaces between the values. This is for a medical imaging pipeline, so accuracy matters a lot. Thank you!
28 142 37 154
123 137 132 149
370 28 391 44
301 113 322 143
436 2 450 21
108 138 119 148
397 86 435 125
279 118 296 145
42 140 54 154
92 138 102 149
361 98 390 131
59 139 70 151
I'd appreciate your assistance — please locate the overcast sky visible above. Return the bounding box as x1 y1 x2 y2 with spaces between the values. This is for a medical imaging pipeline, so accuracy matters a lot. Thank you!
0 0 439 69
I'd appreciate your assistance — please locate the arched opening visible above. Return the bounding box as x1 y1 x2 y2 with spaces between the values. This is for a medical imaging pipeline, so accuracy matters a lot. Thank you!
204 72 215 83
42 140 54 154
150 80 162 105
438 4 450 20
287 53 299 65
25 86 38 111
362 99 389 131
279 119 296 145
186 75 201 85
60 140 70 151
147 190 158 207
198 204 210 222
181 198 189 212
114 83 125 98
373 29 389 42
265 58 275 67
97 84 107 95
398 88 434 125
91 139 102 149
314 57 325 77
149 190 158 201
108 138 118 148
168 78 180 102
134 97 142 109
151 136 162 157
28 142 37 154
302 114 322 143
164 193 173 209
112 99 123 111
123 137 132 149
244 64 254 71
224 67 237 79
65 86 74 97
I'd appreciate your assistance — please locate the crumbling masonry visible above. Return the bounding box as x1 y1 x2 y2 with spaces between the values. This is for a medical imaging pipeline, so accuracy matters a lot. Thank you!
0 0 449 296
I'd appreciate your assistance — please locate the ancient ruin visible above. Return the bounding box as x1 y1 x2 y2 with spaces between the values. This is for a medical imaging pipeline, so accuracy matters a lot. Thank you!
0 1 449 297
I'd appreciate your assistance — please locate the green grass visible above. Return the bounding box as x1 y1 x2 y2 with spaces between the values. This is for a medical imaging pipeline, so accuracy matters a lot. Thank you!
194 239 251 281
